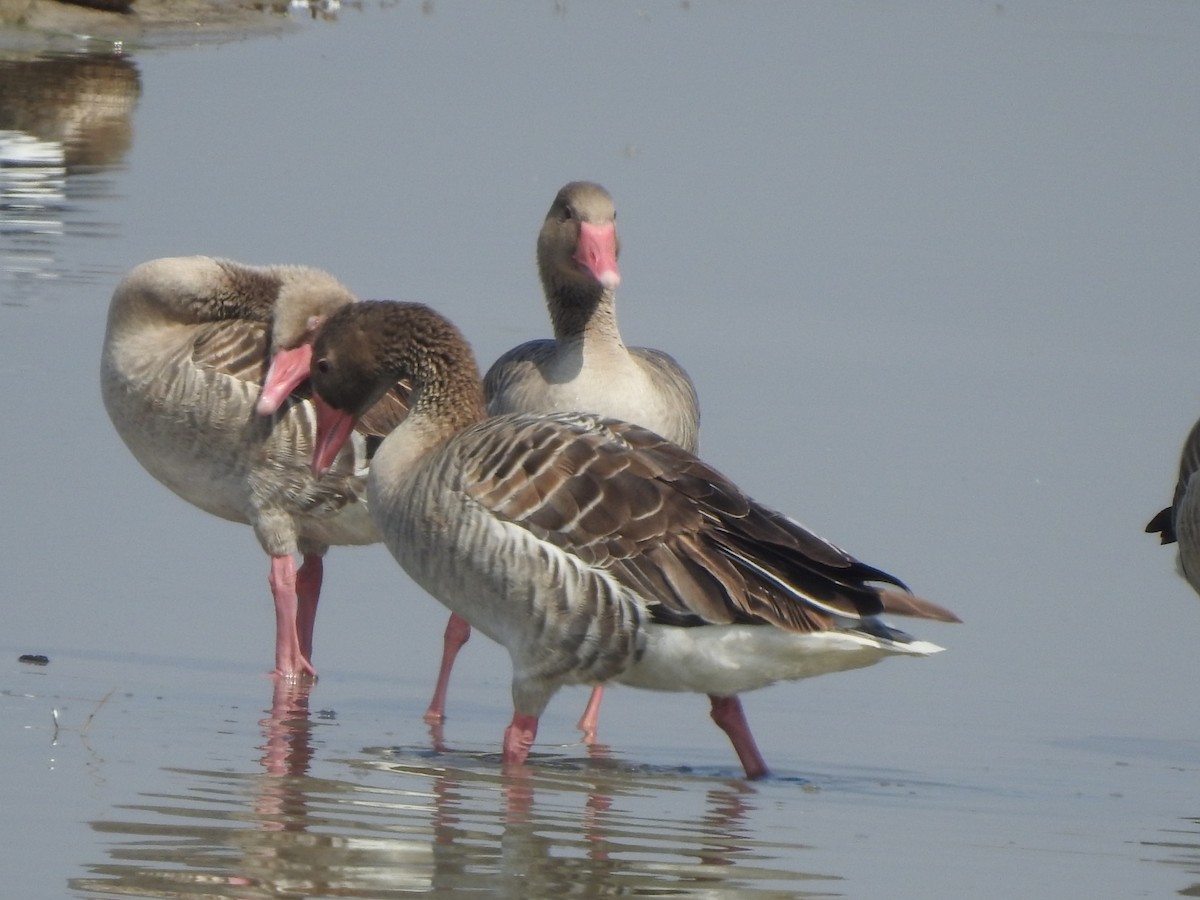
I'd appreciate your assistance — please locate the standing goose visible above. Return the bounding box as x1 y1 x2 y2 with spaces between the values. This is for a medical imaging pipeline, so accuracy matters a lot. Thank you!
1147 418 1200 594
308 301 958 779
101 256 408 680
425 181 701 736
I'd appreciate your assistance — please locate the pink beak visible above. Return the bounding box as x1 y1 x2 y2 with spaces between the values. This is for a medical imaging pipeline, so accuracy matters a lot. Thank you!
257 344 314 415
573 221 621 291
311 392 357 477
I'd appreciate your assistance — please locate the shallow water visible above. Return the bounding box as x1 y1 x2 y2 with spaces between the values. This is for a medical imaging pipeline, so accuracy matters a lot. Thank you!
4 2 1200 897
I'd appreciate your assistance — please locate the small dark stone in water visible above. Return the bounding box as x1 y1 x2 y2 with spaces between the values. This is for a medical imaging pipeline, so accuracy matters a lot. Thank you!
18 654 49 665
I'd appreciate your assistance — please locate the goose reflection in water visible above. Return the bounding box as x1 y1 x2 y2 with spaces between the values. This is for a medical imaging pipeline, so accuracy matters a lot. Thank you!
0 52 138 306
71 680 436 898
69 681 832 897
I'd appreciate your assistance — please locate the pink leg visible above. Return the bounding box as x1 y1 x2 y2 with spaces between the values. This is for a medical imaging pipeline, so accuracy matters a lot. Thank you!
576 685 605 740
424 613 472 724
295 553 324 664
502 711 540 769
709 694 769 780
268 555 316 681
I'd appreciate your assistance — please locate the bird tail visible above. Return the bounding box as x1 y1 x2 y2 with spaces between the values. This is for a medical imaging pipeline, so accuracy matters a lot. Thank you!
878 589 962 624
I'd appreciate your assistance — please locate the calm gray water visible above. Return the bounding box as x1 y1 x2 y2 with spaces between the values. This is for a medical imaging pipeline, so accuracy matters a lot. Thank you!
3 2 1200 897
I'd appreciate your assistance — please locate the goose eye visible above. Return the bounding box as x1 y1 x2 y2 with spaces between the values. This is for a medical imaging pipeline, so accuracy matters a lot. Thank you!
562 206 574 221
315 358 331 374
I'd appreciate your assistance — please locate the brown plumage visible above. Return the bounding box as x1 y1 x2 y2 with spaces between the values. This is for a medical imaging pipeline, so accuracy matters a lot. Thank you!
426 182 701 734
308 300 958 779
101 256 409 680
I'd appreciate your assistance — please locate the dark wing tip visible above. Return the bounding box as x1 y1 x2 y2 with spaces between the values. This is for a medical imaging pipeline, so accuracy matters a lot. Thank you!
1145 506 1177 544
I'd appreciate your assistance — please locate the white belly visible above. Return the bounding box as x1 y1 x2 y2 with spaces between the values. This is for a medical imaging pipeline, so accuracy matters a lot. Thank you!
617 623 944 696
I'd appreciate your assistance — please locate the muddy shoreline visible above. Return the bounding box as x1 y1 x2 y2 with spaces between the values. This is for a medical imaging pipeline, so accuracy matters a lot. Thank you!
0 0 298 49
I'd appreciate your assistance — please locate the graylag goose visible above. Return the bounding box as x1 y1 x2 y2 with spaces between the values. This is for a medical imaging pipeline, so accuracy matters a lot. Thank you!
101 256 408 680
425 181 701 738
308 300 958 780
1147 418 1200 594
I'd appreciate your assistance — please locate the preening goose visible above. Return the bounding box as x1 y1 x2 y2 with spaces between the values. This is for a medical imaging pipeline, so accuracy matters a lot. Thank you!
1147 417 1200 594
101 256 408 680
308 300 958 779
425 181 701 737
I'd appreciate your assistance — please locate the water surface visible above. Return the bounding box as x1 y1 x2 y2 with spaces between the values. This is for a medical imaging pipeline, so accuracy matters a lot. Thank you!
3 2 1200 897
